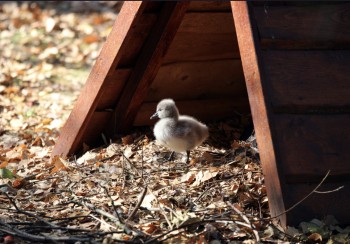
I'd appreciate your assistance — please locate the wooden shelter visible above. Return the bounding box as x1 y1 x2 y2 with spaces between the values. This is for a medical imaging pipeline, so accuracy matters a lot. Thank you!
52 1 350 227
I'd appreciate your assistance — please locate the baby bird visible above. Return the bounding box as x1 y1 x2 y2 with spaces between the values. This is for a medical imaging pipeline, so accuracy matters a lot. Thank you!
150 98 209 163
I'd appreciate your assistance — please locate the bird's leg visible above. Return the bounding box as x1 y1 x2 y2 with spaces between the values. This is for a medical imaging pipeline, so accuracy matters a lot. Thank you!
167 151 175 161
186 150 190 163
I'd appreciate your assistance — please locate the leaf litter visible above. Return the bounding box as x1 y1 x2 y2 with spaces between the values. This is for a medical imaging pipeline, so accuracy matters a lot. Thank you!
0 2 349 243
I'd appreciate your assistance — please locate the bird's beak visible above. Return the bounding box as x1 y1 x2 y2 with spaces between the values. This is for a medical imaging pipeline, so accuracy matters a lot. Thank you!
150 112 159 120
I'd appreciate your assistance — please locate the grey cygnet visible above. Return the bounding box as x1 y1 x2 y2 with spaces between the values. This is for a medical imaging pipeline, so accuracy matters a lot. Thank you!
150 98 209 163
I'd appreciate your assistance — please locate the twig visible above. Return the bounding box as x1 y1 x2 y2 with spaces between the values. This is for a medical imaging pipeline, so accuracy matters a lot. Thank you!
144 219 216 243
127 185 148 221
79 200 125 230
315 186 344 194
0 220 92 243
140 136 145 180
227 202 260 242
194 185 216 203
215 219 252 228
121 152 142 177
76 199 147 237
18 224 102 233
156 229 186 243
272 170 334 219
89 213 118 230
3 192 58 228
146 187 172 228
21 166 55 181
112 143 143 178
102 185 123 223
121 155 127 191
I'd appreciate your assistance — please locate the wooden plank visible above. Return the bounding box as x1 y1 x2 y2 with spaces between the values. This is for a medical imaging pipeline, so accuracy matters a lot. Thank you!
96 69 132 110
231 2 287 226
52 2 145 157
118 14 158 67
283 182 350 226
134 98 251 126
163 12 240 63
113 2 190 133
80 111 113 150
164 32 240 63
188 1 231 12
145 59 246 102
285 173 350 184
178 13 235 34
260 39 350 50
261 51 350 109
253 3 350 49
274 114 350 177
143 2 163 13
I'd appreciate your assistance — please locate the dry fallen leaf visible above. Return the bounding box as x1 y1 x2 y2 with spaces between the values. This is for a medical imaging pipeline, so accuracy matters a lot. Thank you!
83 34 100 44
192 169 219 187
50 155 69 174
44 17 56 32
124 146 134 158
0 161 8 169
308 233 322 242
140 194 156 209
12 178 27 189
76 151 98 165
122 135 134 145
140 223 159 234
180 171 196 184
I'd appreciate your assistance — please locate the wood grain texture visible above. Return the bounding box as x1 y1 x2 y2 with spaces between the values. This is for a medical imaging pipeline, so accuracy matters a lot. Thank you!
274 114 350 176
231 1 287 226
113 2 190 133
145 59 246 101
163 12 240 63
188 1 231 12
262 50 350 109
117 14 158 67
80 111 113 150
164 32 240 63
134 98 250 126
253 2 350 49
52 2 145 157
178 12 235 34
96 69 132 110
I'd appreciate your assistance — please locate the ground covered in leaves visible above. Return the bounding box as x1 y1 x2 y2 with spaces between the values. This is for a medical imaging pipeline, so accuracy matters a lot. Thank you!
1 2 349 244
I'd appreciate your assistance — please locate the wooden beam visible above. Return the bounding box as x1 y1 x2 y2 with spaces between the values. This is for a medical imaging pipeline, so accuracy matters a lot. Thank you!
146 59 246 102
231 2 287 227
52 2 145 157
113 2 189 133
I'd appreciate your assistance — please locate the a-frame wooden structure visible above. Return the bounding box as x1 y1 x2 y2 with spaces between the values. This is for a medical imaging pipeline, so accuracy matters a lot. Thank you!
52 1 350 227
